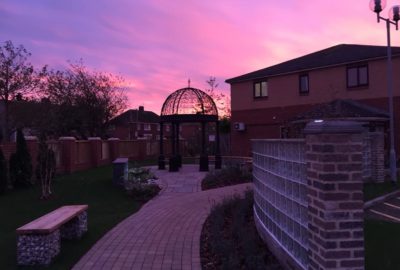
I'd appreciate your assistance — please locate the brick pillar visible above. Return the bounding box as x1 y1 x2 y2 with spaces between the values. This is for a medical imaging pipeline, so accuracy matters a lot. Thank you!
362 133 372 182
370 132 385 183
59 137 76 174
108 138 120 161
88 137 101 167
304 121 365 270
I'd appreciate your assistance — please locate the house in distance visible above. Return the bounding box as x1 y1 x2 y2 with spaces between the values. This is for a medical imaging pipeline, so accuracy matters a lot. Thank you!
108 106 163 140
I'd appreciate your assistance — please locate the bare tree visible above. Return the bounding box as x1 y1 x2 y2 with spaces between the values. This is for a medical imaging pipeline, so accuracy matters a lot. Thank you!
205 76 231 118
36 134 56 199
0 41 45 141
43 61 127 138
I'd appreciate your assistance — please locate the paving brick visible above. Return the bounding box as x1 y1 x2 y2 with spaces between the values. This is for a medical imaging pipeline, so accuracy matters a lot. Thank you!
73 165 251 270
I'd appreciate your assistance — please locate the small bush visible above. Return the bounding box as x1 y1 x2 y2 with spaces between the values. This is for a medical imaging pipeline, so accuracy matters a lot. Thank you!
123 166 160 202
126 184 160 202
9 129 33 188
201 165 252 190
0 148 7 194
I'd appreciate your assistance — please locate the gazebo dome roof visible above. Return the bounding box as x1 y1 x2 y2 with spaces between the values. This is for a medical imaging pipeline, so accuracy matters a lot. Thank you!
161 87 218 117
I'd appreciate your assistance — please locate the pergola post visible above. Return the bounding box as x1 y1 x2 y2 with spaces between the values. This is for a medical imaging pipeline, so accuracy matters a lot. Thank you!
215 120 222 169
158 122 165 170
199 121 209 171
176 122 182 168
169 122 178 171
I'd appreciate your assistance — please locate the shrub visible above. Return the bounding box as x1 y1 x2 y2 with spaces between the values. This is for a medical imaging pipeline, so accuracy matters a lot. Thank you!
126 184 160 202
36 134 56 199
0 148 7 194
201 165 252 190
123 166 160 202
9 129 33 188
201 190 283 270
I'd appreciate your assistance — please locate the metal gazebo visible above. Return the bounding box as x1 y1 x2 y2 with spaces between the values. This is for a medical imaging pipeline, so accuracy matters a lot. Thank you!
158 86 221 171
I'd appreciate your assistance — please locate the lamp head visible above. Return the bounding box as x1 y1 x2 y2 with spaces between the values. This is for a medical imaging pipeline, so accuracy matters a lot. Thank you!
390 5 400 22
370 0 387 14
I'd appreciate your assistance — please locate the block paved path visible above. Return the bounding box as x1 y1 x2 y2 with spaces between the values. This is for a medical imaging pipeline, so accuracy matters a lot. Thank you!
73 165 252 270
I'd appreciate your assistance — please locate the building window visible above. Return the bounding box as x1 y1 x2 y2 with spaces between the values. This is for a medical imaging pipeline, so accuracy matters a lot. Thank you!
299 74 309 95
254 81 268 98
136 123 141 130
157 124 160 131
347 65 368 88
143 134 152 140
144 124 151 131
166 125 170 132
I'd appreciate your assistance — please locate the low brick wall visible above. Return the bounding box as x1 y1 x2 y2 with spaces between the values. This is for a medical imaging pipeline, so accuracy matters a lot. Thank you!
0 137 168 174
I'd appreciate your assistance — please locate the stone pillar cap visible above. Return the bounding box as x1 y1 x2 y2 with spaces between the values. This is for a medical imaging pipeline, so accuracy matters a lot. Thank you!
303 120 364 134
107 138 120 141
88 137 101 140
24 136 38 141
59 136 76 141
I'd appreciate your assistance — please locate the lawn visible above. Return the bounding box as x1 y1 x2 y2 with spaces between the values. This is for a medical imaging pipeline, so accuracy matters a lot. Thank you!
365 219 400 269
0 165 147 270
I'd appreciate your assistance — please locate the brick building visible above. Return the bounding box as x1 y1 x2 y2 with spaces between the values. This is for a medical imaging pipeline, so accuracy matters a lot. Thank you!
108 106 164 140
226 44 400 157
108 106 202 143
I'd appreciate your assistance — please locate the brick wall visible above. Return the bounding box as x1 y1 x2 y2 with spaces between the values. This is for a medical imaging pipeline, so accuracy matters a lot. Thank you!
0 137 166 174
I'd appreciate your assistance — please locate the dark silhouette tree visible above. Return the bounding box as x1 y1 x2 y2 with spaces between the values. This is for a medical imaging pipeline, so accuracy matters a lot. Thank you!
43 61 127 138
9 129 33 187
0 40 45 142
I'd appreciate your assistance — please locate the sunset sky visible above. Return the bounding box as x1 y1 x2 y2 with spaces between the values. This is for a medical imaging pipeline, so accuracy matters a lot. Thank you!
1 0 397 114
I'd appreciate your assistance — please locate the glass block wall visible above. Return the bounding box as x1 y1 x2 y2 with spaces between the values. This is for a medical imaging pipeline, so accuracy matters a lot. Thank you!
252 139 308 269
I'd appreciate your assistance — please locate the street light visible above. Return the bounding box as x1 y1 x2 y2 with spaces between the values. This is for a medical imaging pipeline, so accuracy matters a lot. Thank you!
370 0 399 183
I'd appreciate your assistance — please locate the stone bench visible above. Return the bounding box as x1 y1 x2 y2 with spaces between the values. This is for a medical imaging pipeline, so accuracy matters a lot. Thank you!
16 205 88 266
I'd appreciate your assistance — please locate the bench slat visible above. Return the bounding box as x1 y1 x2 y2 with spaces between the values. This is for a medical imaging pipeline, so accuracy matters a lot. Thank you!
16 205 88 234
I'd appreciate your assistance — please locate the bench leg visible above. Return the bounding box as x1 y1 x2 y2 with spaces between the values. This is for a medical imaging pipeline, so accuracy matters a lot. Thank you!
61 210 88 239
17 230 61 266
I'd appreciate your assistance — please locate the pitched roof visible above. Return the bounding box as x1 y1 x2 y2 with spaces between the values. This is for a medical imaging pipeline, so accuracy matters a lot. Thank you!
226 44 400 84
290 99 389 122
109 108 159 125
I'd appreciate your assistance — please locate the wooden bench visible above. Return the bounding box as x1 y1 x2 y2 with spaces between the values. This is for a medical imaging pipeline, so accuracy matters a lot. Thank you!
16 205 88 266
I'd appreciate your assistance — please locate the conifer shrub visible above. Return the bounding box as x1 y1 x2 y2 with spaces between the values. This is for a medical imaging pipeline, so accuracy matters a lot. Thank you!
9 129 33 187
0 148 7 194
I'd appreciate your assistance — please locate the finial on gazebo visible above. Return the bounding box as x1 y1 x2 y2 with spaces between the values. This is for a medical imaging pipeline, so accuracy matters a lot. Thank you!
188 78 191 88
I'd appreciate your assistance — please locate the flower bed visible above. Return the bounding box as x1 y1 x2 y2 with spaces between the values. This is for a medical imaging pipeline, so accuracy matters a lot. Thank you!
200 190 283 270
123 166 161 201
201 165 252 190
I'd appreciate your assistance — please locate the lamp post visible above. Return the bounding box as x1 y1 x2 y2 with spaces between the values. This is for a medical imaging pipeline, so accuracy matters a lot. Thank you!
370 0 399 183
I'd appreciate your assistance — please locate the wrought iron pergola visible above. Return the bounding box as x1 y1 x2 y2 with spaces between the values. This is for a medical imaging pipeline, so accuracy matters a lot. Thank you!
158 86 221 171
